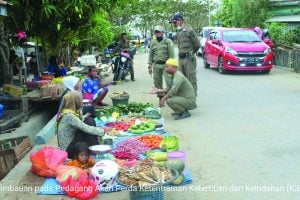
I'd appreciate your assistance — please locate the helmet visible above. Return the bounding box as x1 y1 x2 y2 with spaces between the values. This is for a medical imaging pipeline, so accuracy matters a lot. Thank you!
91 160 119 189
154 25 164 33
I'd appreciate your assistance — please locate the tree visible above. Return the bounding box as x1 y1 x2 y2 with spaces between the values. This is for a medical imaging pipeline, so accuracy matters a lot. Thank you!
216 0 269 28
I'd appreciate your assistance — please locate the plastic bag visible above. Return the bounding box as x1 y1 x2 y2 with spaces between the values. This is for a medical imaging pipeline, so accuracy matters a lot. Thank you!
56 166 87 183
59 174 98 200
30 146 67 177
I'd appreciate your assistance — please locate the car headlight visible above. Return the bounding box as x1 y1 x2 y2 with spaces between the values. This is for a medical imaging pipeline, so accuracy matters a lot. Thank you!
225 47 237 55
264 47 271 55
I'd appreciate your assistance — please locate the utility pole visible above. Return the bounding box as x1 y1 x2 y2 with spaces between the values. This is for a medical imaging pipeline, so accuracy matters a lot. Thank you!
208 1 211 26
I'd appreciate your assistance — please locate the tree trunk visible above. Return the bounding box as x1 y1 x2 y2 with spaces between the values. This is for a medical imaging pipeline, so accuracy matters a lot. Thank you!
0 20 12 86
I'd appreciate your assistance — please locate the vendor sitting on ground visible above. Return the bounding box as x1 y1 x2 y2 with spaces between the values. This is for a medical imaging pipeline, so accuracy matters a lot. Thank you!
57 91 104 157
66 141 95 169
152 58 196 120
57 76 81 120
82 66 109 106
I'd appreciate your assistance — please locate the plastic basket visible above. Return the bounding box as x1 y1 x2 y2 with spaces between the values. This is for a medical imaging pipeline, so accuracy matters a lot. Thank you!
111 96 129 107
116 168 178 200
129 189 164 200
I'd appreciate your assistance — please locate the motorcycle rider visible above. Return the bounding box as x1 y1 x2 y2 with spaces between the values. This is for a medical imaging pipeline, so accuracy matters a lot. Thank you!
116 33 135 81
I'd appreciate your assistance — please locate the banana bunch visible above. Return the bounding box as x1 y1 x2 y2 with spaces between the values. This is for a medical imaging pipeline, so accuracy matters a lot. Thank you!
51 77 63 84
159 136 179 152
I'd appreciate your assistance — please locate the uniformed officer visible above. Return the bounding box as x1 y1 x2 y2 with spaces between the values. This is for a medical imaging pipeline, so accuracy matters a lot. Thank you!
116 33 135 81
152 58 197 120
148 25 175 94
170 13 200 95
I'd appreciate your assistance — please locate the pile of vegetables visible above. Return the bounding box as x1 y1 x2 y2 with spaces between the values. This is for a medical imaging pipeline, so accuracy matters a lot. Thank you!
113 138 149 160
160 136 179 152
97 102 153 116
105 122 128 131
128 122 156 134
137 135 163 149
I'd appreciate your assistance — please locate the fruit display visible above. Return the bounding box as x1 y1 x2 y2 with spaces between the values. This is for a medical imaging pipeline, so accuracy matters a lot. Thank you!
146 151 168 161
128 121 156 134
160 136 179 152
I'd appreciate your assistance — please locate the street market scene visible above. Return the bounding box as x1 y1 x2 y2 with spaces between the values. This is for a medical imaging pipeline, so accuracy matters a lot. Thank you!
0 0 300 200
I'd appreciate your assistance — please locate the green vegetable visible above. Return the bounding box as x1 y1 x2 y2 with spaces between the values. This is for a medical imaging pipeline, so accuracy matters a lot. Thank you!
160 136 179 152
146 151 167 161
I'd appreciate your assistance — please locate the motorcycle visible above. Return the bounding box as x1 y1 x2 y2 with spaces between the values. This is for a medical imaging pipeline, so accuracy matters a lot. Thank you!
112 51 133 81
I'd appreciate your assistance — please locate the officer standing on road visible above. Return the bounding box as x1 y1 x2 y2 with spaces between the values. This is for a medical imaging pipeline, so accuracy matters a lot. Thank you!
170 13 200 95
148 25 175 100
116 33 135 81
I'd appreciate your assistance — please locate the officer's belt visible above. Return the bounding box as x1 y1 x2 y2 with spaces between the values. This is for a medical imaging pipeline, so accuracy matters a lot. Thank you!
179 52 193 58
154 60 167 64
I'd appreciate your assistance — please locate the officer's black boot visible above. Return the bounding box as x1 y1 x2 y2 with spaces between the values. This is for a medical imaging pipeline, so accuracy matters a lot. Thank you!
131 73 135 81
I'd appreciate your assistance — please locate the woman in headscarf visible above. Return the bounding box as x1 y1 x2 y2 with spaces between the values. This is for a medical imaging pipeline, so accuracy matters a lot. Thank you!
56 91 104 157
57 76 81 120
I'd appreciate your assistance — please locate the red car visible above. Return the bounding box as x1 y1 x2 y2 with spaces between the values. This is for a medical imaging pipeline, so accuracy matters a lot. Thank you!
203 28 273 74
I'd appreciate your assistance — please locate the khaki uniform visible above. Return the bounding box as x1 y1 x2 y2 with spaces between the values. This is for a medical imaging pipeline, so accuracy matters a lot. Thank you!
176 27 200 95
166 71 196 113
148 37 174 89
116 40 134 77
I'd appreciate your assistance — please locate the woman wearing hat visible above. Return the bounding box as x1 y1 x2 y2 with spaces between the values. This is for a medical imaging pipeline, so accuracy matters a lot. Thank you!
152 58 197 120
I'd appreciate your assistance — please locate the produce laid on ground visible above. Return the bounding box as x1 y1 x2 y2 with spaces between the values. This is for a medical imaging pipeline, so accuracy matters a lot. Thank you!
160 136 179 152
97 102 153 117
113 138 149 160
137 135 163 149
117 159 177 187
105 122 129 131
128 121 156 134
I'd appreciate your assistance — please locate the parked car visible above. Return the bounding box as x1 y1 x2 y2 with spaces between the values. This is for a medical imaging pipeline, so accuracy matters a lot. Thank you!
197 27 218 56
203 28 273 74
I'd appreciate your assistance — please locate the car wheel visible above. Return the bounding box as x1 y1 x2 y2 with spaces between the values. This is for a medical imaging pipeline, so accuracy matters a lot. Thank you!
262 70 270 74
203 54 210 69
218 57 226 74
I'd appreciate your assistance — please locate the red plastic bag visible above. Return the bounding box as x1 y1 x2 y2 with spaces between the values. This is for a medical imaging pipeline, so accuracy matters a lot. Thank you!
30 146 67 177
59 174 98 200
56 166 87 183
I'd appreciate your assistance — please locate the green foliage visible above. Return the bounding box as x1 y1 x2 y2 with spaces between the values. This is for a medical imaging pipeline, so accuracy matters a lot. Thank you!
4 0 126 54
265 22 298 46
216 0 269 28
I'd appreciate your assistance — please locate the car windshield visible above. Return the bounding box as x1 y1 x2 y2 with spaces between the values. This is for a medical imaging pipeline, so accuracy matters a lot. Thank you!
223 30 261 42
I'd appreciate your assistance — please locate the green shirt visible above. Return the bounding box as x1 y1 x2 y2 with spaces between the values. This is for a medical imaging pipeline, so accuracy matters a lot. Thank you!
177 27 200 54
148 37 174 65
167 70 196 99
